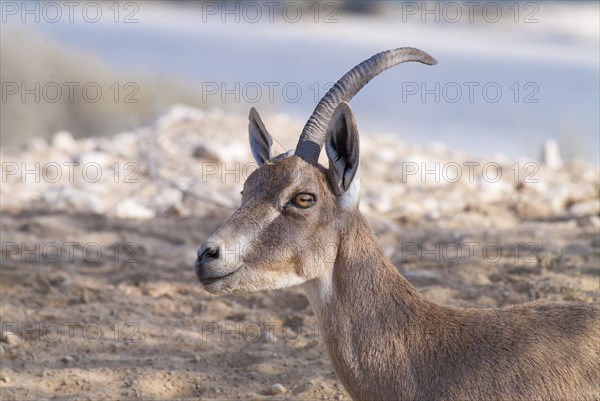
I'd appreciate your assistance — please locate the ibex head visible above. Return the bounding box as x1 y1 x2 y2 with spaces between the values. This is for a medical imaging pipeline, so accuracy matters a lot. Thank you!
194 48 436 295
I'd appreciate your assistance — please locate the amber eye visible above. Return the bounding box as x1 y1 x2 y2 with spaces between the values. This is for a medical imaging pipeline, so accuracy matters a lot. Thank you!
292 193 315 209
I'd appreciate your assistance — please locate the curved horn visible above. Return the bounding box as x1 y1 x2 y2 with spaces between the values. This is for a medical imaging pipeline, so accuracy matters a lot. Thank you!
295 47 437 163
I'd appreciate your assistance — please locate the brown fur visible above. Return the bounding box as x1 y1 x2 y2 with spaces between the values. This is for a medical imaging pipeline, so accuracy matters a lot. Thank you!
315 213 599 401
197 155 600 401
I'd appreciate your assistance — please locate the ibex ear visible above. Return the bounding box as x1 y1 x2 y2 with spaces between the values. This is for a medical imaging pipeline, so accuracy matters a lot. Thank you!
249 108 276 165
325 102 360 204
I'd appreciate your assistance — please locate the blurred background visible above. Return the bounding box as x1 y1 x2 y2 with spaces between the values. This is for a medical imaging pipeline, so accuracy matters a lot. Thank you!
2 0 599 163
2 3 599 400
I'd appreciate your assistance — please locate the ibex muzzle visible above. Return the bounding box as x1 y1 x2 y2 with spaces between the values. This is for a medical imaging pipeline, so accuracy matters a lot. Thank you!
193 48 599 401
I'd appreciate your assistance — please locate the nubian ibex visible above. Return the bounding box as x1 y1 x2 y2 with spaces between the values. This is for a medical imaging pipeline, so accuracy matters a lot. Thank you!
194 48 599 401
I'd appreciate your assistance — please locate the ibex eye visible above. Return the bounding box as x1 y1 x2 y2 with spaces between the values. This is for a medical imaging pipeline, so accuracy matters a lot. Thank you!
291 193 315 209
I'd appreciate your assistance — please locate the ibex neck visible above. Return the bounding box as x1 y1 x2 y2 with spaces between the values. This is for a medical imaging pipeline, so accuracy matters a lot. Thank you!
302 212 432 400
303 212 426 319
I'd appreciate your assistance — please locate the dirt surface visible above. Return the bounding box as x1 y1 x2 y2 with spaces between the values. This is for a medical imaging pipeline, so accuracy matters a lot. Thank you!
1 107 599 400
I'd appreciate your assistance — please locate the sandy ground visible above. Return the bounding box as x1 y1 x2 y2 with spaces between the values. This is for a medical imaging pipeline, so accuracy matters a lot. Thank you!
1 107 599 400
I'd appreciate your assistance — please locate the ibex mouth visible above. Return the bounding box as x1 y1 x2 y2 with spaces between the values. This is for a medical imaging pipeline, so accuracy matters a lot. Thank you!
197 270 237 287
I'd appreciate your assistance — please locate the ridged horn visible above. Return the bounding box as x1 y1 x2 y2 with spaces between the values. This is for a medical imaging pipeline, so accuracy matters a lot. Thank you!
295 47 437 163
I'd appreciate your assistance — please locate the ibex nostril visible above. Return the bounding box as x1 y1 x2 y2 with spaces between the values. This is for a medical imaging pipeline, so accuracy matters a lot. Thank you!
205 247 219 260
197 243 220 263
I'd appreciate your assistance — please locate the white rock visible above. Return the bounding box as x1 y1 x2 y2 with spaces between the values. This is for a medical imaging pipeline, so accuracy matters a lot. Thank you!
569 200 600 217
377 147 397 163
61 355 75 364
477 178 513 202
75 151 113 168
52 131 78 154
372 194 392 214
115 198 155 219
397 202 426 218
422 197 439 213
154 187 183 210
157 104 205 129
207 108 225 119
42 187 104 214
544 186 571 213
112 132 139 158
78 137 100 152
1 331 20 346
541 139 562 169
263 383 287 395
426 210 441 220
